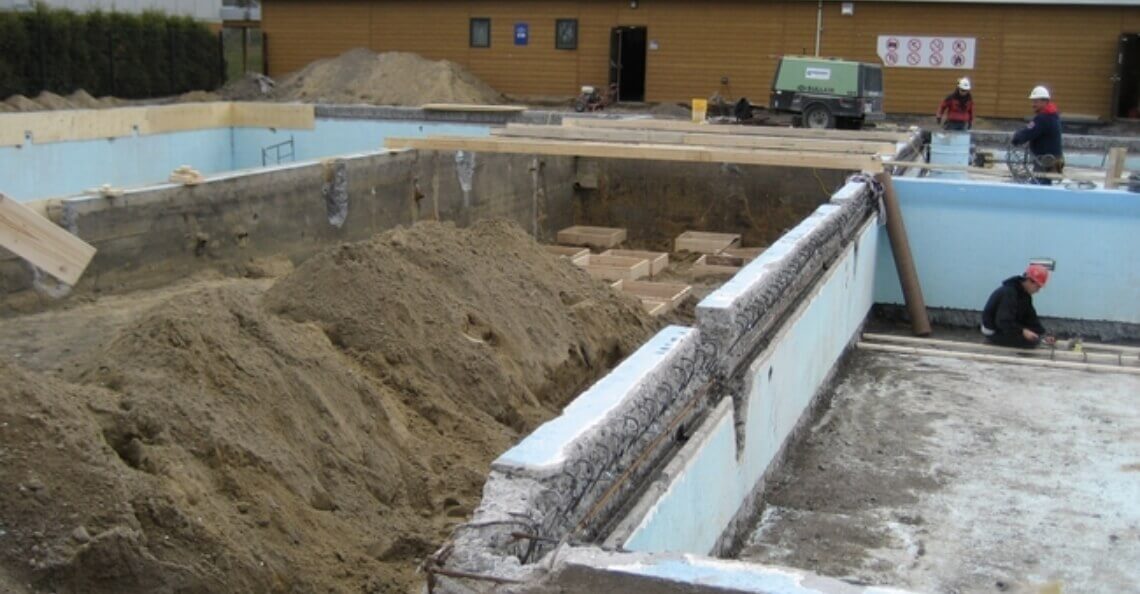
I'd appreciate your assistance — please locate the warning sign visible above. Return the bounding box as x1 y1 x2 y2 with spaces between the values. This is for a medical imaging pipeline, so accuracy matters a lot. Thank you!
877 35 975 69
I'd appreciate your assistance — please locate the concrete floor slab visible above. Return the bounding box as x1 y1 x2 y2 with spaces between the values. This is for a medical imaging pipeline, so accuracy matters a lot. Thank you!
737 349 1140 594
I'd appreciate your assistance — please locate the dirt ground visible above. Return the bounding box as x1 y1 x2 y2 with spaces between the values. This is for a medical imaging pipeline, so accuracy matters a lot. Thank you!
0 220 659 594
738 348 1140 594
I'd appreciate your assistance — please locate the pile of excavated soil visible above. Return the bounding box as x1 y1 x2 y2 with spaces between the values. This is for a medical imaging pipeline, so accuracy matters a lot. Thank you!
0 220 654 593
1 91 121 112
273 48 504 106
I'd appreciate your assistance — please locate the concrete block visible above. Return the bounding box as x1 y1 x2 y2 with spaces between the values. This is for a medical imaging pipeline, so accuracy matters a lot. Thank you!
576 254 650 281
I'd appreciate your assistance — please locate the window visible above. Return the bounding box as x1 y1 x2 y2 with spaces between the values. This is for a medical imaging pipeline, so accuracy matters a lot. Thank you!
470 18 491 48
555 19 578 50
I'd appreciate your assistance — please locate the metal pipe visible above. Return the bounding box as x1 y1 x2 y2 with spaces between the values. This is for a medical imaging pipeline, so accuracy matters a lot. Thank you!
814 0 823 56
874 172 932 336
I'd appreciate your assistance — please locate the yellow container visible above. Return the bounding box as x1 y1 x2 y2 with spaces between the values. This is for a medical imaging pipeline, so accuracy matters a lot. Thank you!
691 99 708 123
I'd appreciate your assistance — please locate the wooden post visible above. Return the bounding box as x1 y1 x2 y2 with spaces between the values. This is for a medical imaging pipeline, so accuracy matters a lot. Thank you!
1105 147 1127 189
874 172 932 336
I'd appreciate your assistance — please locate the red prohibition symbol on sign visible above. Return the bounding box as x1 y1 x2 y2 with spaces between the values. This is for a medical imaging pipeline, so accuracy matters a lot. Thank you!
908 38 922 51
886 51 898 65
953 39 968 53
930 52 943 66
930 39 944 52
907 52 921 65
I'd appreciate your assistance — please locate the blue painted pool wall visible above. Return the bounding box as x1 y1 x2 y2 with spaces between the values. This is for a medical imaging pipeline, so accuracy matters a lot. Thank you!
1 119 490 201
873 177 1140 323
623 219 881 554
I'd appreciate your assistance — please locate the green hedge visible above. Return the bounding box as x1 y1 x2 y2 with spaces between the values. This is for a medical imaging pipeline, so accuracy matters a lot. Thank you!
0 6 221 100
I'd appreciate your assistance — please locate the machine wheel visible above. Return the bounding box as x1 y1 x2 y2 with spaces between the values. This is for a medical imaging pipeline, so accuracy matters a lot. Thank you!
574 99 587 113
802 104 835 129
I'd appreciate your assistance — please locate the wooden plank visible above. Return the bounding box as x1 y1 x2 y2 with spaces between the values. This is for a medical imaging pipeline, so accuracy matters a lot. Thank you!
692 253 743 276
622 280 692 313
721 246 766 262
857 342 1140 376
562 117 909 143
496 124 895 155
421 104 527 113
556 225 627 248
675 231 740 254
601 249 668 276
384 136 879 171
0 193 96 285
543 244 590 264
641 299 668 316
575 254 650 281
862 333 1140 367
1105 147 1127 189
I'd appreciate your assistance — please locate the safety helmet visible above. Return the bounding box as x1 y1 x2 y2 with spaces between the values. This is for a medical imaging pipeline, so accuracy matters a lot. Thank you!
957 77 971 91
1029 86 1051 100
1024 264 1050 287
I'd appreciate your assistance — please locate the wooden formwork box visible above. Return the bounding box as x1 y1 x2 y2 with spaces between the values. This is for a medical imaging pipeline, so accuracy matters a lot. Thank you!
556 225 627 249
600 249 669 277
720 246 766 262
574 254 650 282
622 280 692 315
543 244 590 264
693 253 748 276
674 231 740 254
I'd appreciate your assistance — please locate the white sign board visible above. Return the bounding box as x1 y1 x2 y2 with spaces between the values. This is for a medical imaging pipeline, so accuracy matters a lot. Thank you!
877 35 976 69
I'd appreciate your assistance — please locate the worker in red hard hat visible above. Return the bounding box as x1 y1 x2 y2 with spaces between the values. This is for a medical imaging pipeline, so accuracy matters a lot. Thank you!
980 264 1055 348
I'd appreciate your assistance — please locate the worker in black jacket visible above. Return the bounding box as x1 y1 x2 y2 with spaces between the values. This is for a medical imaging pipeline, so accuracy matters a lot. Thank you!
1012 86 1064 185
981 264 1055 348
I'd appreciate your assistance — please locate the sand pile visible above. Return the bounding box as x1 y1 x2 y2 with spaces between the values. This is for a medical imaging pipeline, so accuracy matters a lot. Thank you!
273 48 504 106
1 90 121 112
0 220 654 593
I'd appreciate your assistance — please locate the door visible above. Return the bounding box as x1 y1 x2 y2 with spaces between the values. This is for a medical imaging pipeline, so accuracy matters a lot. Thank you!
1112 33 1140 119
609 26 647 102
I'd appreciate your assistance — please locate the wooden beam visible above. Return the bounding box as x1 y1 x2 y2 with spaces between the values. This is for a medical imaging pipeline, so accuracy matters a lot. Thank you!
1105 147 1127 189
857 341 1140 376
0 193 96 286
385 136 879 171
862 333 1140 367
496 124 896 155
562 116 910 143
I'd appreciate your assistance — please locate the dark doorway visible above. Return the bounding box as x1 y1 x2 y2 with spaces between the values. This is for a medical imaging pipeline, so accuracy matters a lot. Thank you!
1113 33 1140 118
609 26 647 102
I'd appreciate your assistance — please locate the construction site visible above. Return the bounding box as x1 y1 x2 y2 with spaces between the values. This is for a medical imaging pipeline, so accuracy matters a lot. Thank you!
2 48 1139 594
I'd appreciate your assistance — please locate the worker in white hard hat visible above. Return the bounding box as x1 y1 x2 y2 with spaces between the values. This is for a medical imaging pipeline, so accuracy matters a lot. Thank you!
1012 85 1064 185
936 77 974 131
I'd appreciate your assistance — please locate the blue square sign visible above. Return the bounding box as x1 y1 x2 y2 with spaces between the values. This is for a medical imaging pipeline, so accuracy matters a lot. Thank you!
514 23 529 46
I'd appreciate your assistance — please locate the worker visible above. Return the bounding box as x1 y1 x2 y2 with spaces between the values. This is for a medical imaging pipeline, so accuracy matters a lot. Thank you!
936 77 974 131
1012 86 1063 185
980 264 1055 348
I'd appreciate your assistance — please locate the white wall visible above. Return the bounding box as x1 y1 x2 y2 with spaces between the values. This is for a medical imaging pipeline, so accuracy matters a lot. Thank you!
34 0 221 21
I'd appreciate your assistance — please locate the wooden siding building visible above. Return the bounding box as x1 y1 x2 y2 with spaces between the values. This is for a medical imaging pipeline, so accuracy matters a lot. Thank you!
263 0 1140 120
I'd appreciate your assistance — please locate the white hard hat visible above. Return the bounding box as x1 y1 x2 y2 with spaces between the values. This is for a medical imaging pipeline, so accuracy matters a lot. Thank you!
1029 85 1051 100
957 77 971 91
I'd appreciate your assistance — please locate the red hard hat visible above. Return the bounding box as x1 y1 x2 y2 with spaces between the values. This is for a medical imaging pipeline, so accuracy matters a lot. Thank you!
1024 264 1050 287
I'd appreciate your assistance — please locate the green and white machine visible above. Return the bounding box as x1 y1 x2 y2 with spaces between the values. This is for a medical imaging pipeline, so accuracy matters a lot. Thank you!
769 56 885 129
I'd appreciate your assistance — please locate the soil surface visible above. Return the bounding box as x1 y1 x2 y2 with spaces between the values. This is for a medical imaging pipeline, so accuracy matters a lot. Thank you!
271 49 503 106
738 349 1140 594
0 220 657 594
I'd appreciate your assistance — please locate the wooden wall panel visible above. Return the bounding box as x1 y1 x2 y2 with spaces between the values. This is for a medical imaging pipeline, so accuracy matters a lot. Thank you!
260 0 1140 119
262 0 371 77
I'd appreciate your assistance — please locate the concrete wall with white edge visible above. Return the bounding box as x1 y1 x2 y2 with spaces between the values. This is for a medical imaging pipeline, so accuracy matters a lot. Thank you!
615 215 880 554
872 177 1140 325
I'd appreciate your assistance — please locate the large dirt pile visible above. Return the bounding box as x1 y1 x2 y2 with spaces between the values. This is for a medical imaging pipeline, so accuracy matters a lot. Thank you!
272 48 504 106
0 220 654 593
